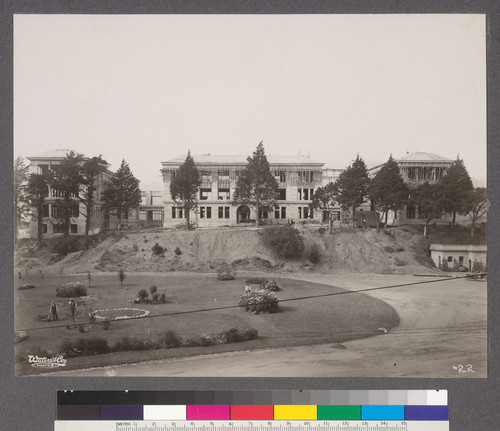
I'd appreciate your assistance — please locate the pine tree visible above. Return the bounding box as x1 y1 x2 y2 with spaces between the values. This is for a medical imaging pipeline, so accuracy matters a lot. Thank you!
14 156 31 242
369 155 409 228
310 182 338 233
233 141 278 227
103 159 142 229
466 187 487 237
439 158 474 225
169 151 201 230
79 155 109 245
333 155 370 226
414 181 443 228
27 173 49 247
49 151 84 236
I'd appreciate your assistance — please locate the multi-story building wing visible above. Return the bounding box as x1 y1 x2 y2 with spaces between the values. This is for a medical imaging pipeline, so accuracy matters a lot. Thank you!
161 154 324 228
27 149 114 238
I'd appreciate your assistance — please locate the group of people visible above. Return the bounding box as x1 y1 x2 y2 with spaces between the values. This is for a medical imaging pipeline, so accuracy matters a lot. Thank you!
49 298 77 322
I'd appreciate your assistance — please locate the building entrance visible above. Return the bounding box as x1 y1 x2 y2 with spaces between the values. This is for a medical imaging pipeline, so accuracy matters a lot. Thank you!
237 205 250 223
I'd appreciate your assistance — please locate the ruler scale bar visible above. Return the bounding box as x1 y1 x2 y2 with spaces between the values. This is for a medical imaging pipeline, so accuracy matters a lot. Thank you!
54 420 449 431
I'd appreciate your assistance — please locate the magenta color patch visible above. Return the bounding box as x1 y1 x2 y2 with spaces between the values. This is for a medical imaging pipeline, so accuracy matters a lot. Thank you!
186 405 230 420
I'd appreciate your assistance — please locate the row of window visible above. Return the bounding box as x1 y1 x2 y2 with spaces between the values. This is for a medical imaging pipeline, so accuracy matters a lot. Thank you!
199 188 289 201
41 224 78 234
171 206 313 220
41 204 80 218
139 210 164 221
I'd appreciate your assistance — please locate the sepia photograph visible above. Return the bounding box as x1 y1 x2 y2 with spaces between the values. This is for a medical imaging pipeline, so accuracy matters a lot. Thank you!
13 13 487 377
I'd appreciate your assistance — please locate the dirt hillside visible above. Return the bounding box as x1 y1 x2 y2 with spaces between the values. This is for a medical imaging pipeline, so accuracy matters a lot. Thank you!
20 226 438 275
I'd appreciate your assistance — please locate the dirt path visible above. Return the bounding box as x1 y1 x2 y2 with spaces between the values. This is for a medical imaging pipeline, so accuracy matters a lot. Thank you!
51 273 486 377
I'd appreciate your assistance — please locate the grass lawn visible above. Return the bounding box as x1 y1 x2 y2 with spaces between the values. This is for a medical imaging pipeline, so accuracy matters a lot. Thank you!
14 272 399 375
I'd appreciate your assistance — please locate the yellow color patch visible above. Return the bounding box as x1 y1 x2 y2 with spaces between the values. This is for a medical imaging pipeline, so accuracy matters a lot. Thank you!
274 405 317 420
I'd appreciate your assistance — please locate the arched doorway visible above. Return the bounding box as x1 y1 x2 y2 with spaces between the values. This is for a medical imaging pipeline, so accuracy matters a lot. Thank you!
237 205 250 223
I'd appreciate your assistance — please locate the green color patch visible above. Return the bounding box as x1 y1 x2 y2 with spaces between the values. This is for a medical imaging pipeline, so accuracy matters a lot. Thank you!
317 405 361 420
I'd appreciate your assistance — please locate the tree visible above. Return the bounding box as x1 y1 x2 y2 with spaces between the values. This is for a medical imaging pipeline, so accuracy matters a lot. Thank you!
466 187 487 237
333 155 370 226
414 181 443 234
26 173 49 247
439 158 474 225
169 151 201 230
103 159 142 229
233 141 278 227
369 155 409 228
14 156 31 242
309 182 338 233
79 155 109 246
49 151 84 236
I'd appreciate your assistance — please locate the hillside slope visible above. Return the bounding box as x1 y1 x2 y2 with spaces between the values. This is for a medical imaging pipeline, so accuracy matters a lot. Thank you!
24 226 438 275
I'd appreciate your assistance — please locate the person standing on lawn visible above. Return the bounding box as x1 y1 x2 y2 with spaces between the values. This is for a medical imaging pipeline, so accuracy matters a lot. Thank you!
68 298 77 327
50 301 58 321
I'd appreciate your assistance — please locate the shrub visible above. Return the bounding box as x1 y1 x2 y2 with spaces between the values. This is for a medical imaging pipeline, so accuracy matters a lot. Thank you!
217 266 235 280
217 327 258 344
137 289 149 300
383 246 395 253
174 247 182 255
308 244 321 264
246 277 268 284
102 320 111 330
163 330 182 348
261 279 281 291
152 243 164 255
239 289 279 314
150 285 158 294
56 281 87 297
50 236 84 256
243 328 258 340
158 293 167 304
396 246 405 252
218 327 244 344
60 337 110 357
261 225 304 258
151 292 160 303
113 336 149 352
394 257 407 266
18 283 35 290
199 334 216 346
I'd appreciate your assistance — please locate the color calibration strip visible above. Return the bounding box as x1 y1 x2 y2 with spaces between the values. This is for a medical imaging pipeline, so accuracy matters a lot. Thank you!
58 403 448 421
57 390 447 421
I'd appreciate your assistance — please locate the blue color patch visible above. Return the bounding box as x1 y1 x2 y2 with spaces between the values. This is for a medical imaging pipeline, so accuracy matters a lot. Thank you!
361 405 405 420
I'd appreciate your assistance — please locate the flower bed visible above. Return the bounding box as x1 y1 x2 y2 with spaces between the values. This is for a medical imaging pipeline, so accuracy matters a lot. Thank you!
91 307 149 321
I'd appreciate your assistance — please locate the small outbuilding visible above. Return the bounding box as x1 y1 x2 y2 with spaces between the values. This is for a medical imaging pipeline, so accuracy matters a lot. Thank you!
429 244 487 271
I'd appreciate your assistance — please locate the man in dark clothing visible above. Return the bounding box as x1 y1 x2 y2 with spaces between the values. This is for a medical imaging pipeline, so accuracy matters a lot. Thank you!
50 301 58 321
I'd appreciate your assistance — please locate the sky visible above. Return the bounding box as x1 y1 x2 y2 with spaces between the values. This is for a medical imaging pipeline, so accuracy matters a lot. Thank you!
14 14 486 190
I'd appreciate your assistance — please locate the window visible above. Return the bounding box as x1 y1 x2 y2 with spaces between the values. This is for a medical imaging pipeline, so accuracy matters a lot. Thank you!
218 207 224 218
51 205 61 218
53 224 64 234
218 169 230 177
218 206 230 219
71 205 79 218
299 207 310 219
278 189 286 200
218 188 230 200
152 211 163 221
298 170 314 183
274 170 286 182
406 205 416 219
225 207 230 219
200 207 212 219
258 209 269 219
172 207 183 218
139 210 147 220
275 207 280 218
298 188 314 201
41 205 49 217
281 207 286 219
459 256 464 266
304 189 309 200
332 211 340 221
200 188 210 200
41 224 47 233
71 224 78 234
178 208 183 218
172 207 176 218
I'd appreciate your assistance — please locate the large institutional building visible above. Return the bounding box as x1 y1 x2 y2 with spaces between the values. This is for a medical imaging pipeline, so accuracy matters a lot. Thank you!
161 154 325 228
25 149 467 238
